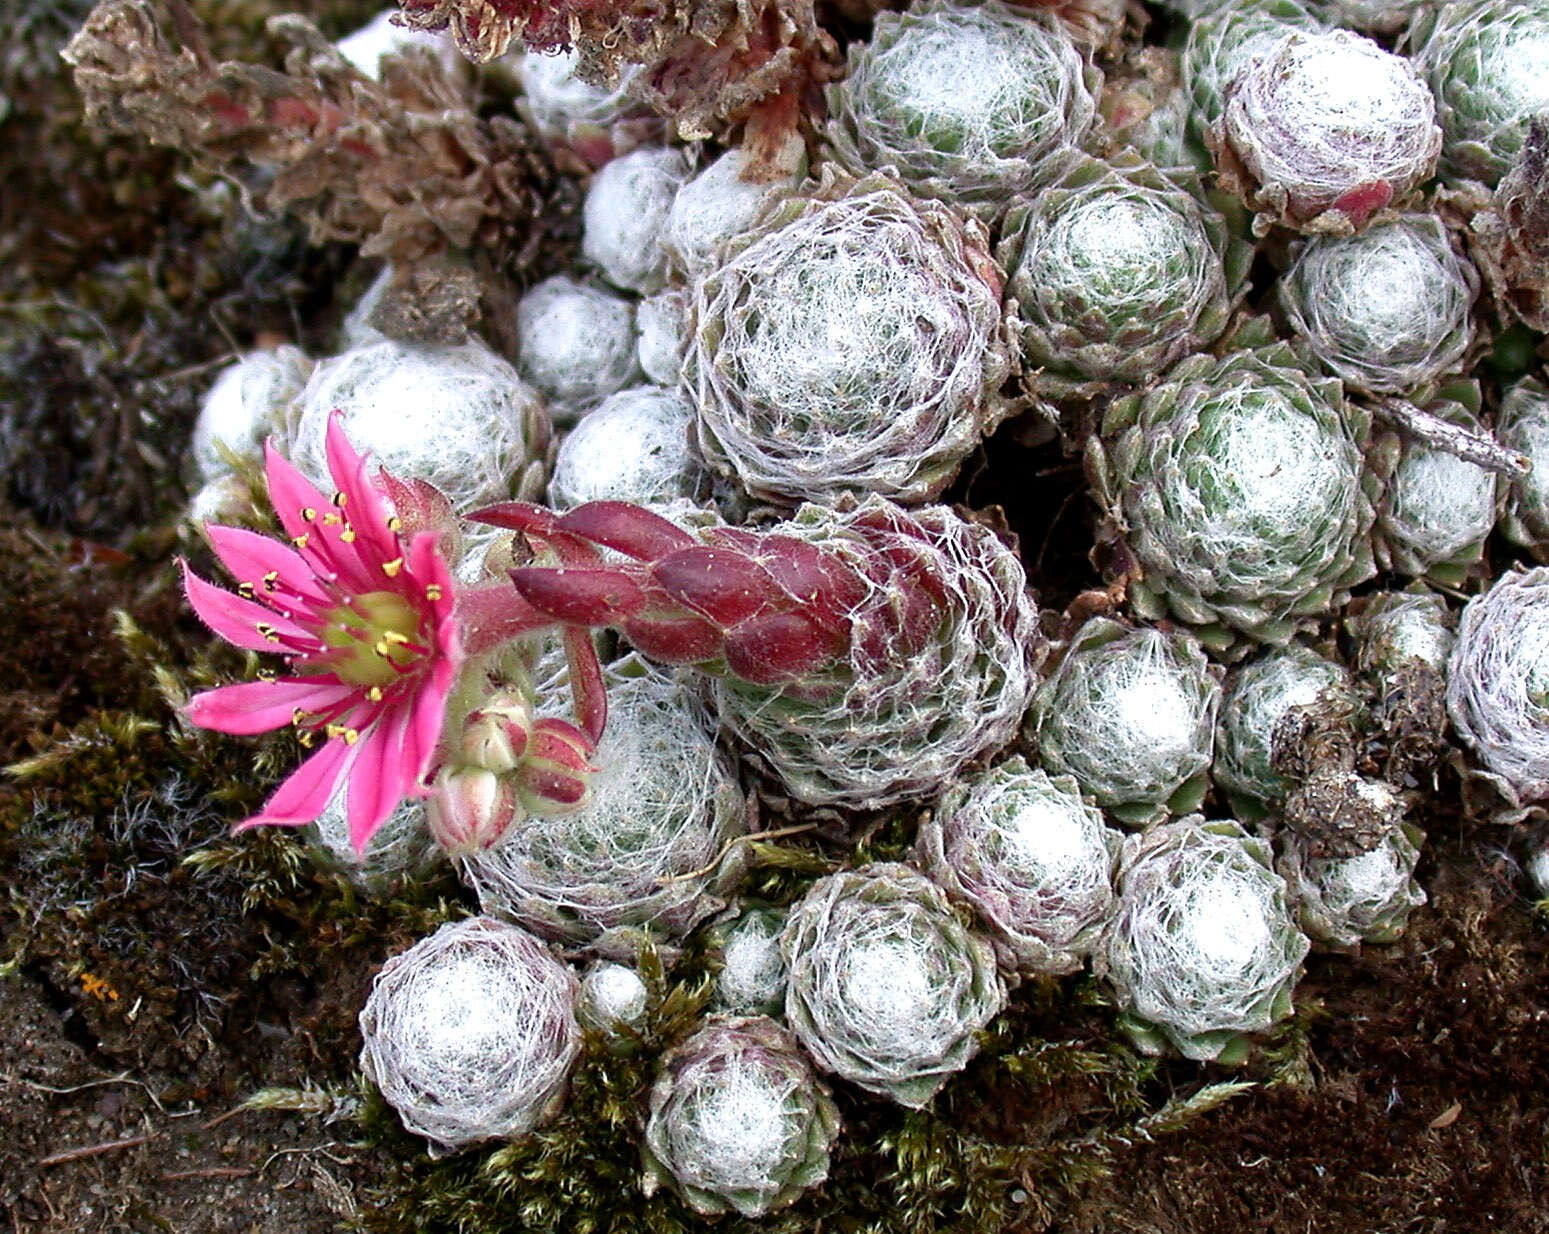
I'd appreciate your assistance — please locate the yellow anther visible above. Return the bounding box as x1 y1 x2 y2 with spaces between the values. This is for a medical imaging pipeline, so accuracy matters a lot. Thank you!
298 730 316 748
322 512 343 526
292 708 307 726
237 581 255 598
292 533 309 550
262 571 279 590
387 515 402 532
256 623 279 642
332 491 347 507
367 686 384 701
374 640 390 658
381 557 404 577
302 506 317 521
425 583 444 601
382 630 411 645
340 527 356 543
325 724 361 745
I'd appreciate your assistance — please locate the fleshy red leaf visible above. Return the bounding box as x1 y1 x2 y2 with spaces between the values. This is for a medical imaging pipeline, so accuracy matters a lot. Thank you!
723 613 842 684
509 567 648 626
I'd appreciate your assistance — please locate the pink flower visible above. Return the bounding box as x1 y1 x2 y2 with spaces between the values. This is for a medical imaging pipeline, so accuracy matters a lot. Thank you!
182 413 462 856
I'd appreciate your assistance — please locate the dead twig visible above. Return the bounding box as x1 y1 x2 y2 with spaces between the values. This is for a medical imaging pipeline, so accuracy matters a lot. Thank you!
38 1133 154 1168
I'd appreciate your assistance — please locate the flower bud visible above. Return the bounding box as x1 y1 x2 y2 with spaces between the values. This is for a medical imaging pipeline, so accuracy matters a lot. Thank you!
460 694 535 773
515 718 598 815
427 765 523 856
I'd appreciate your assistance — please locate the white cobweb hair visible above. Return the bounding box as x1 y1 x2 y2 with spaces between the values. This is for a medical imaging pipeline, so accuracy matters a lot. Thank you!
1028 619 1222 825
460 665 750 960
1219 29 1440 229
1498 376 1549 559
711 498 1038 810
1349 589 1455 675
306 784 436 892
1446 567 1549 809
289 337 549 514
780 863 1006 1108
688 170 1012 506
917 756 1120 976
1096 818 1310 1061
824 0 1099 216
582 146 691 295
642 1015 838 1219
711 907 789 1016
1276 216 1477 394
358 917 580 1154
514 274 640 425
1378 423 1500 578
1278 810 1426 948
547 385 704 511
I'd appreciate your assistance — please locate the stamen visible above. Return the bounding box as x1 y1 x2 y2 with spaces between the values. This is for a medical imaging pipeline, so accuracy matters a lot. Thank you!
325 724 361 745
387 515 402 532
367 686 384 701
237 581 255 598
302 507 317 521
382 557 405 577
322 512 343 526
256 623 280 642
333 491 347 507
293 533 310 550
340 527 357 543
425 583 444 601
262 570 279 590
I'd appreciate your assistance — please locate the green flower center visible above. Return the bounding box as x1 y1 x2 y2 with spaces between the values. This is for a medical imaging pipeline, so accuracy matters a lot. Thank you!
309 590 426 688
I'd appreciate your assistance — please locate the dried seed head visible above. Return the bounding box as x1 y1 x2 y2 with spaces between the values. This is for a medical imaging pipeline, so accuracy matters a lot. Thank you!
642 1016 840 1218
1097 818 1309 1062
513 49 663 171
1216 30 1440 233
358 917 580 1153
1027 619 1222 826
781 863 1006 1107
1215 644 1356 815
689 170 1012 506
514 275 640 424
917 756 1120 975
461 666 750 960
1409 0 1549 186
583 146 692 294
825 0 1100 216
999 151 1249 394
548 387 704 512
291 338 548 514
1446 567 1549 807
1278 815 1426 947
1277 215 1478 394
1498 376 1549 560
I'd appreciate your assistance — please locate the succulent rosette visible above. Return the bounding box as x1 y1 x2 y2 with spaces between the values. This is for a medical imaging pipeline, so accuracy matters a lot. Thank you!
824 0 1100 217
289 337 551 516
1275 214 1478 395
663 142 806 278
1407 0 1549 187
513 275 640 425
546 386 706 513
1349 589 1455 678
1088 339 1377 652
358 917 581 1154
1368 384 1502 585
1098 51 1210 174
1497 376 1549 561
1096 818 1310 1064
1311 0 1428 35
687 168 1013 506
460 664 750 959
1213 29 1440 235
1214 644 1357 817
511 48 664 173
707 498 1040 810
641 1016 840 1218
1278 818 1427 948
916 756 1121 975
1181 0 1326 146
781 863 1006 1107
1446 568 1549 813
582 146 691 295
709 906 789 1016
489 495 1041 811
997 150 1251 399
305 787 438 892
1026 618 1222 826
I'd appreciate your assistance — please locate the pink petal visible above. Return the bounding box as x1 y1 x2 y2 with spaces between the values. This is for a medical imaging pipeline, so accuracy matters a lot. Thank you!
324 411 401 569
187 676 357 735
263 442 377 594
235 736 357 830
183 562 320 654
204 525 332 612
404 665 454 791
346 715 412 855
